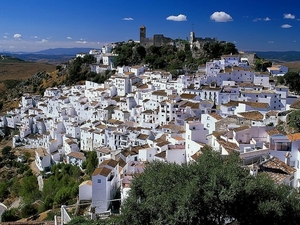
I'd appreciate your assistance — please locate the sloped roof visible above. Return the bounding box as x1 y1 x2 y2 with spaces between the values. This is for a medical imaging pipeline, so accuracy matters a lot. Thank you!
217 139 240 153
259 156 296 184
79 180 92 186
67 151 86 160
155 151 166 159
191 150 203 160
222 100 269 109
92 167 112 177
100 159 118 168
209 112 223 120
290 99 300 109
180 93 197 99
287 133 300 141
232 126 250 133
266 128 283 136
238 111 264 121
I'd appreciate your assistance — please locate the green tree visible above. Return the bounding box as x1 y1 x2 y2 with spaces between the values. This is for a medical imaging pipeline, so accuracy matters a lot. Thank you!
54 187 72 205
0 181 9 201
287 110 300 132
2 146 12 155
19 175 40 204
21 204 38 218
284 71 300 94
86 151 98 176
118 147 300 225
1 208 20 222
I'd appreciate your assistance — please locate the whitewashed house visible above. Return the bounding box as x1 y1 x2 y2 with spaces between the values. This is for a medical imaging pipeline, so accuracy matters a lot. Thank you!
79 180 92 201
267 65 288 76
91 159 119 214
67 151 86 168
35 148 51 171
185 120 209 163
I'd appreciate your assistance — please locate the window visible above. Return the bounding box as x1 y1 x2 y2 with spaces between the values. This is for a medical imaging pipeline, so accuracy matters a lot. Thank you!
97 179 101 183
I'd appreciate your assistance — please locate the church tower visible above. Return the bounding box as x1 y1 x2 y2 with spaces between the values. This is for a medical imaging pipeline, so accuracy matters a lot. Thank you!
190 31 195 44
140 25 146 42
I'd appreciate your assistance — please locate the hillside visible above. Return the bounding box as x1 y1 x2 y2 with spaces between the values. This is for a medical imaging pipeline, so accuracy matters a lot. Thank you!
0 56 56 81
254 51 300 62
281 61 300 73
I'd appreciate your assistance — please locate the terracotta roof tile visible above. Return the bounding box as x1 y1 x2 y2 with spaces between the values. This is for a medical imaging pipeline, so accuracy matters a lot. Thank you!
209 112 223 120
100 159 118 168
290 99 300 109
155 151 166 159
260 156 296 184
266 128 282 136
92 167 112 177
287 133 300 141
238 111 263 120
232 126 250 132
217 139 240 153
191 150 203 160
67 151 86 160
79 180 92 186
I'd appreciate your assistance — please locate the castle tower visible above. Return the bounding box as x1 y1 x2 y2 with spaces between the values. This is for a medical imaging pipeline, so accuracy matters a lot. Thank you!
140 25 146 42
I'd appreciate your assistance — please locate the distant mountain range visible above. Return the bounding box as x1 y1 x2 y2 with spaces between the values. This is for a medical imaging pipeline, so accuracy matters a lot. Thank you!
2 48 300 64
251 51 300 62
1 48 95 64
34 47 93 55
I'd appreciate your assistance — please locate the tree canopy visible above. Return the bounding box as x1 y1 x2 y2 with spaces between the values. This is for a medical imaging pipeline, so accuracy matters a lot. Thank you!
117 147 300 225
112 40 238 73
283 72 300 94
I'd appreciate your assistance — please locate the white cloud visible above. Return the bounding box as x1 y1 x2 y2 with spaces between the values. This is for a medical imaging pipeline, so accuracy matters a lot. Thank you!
36 39 49 43
32 36 38 39
67 37 72 40
264 17 271 21
122 17 134 21
210 11 233 22
281 24 292 28
76 40 87 44
284 13 295 19
166 14 187 22
268 41 274 44
3 36 7 39
13 33 22 40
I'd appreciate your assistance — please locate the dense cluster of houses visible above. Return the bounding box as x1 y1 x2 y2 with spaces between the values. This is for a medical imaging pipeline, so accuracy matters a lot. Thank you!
2 50 300 216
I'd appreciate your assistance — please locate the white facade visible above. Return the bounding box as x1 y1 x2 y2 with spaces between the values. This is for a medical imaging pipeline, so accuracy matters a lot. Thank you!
79 180 92 201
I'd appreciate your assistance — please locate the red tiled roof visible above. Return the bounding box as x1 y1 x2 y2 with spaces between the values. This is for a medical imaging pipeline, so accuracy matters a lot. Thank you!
287 133 300 141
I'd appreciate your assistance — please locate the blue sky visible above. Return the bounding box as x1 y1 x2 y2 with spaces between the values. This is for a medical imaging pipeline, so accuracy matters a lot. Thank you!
0 0 300 52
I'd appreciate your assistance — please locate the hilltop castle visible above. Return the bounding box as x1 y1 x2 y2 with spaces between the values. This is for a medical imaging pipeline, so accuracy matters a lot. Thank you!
139 25 174 47
189 31 217 49
139 25 217 50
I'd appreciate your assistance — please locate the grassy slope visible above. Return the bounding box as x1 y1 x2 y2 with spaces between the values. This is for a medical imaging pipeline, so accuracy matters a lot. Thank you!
281 61 300 73
0 57 58 112
0 57 56 81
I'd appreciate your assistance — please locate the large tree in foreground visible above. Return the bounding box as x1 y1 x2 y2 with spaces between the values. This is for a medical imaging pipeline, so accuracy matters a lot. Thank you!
118 147 300 225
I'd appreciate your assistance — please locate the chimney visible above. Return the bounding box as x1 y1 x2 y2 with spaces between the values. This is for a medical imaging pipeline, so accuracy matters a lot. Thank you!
284 152 292 166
